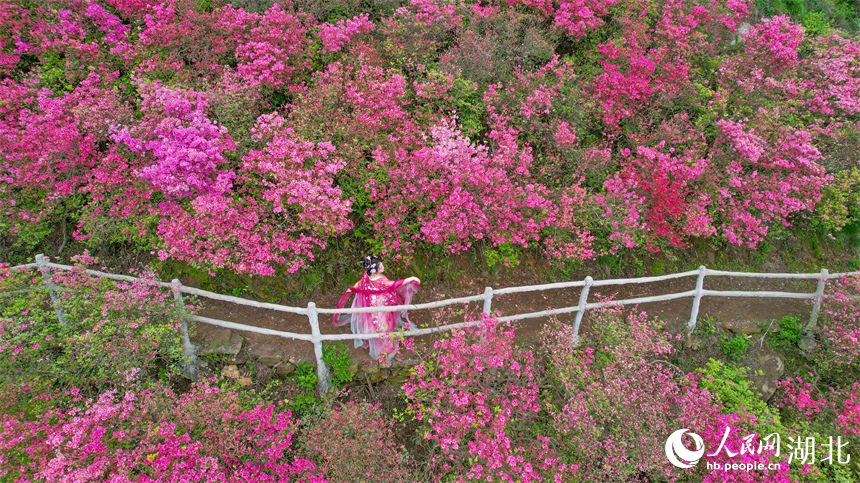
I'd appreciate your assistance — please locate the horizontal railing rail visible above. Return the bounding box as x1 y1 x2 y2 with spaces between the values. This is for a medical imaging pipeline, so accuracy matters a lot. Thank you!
4 255 859 392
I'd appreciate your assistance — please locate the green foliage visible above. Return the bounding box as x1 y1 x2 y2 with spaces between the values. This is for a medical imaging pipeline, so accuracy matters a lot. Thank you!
753 241 776 266
198 0 215 13
38 51 75 92
770 315 803 349
297 269 323 298
721 334 751 361
697 359 774 420
294 360 317 389
289 361 319 413
0 262 188 393
446 77 485 138
801 10 832 36
695 315 718 336
596 250 647 277
813 167 860 237
485 242 521 272
755 0 859 33
321 340 354 387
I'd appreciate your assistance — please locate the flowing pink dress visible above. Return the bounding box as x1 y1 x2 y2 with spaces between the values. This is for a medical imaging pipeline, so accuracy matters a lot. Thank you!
333 273 420 361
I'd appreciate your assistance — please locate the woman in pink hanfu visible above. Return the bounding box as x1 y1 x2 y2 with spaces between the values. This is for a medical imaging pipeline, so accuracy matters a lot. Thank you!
333 255 420 363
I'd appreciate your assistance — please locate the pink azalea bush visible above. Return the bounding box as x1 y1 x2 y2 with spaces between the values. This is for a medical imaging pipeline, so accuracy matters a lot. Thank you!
0 379 327 482
3 0 860 272
301 400 416 482
368 119 554 260
818 274 860 367
541 305 683 481
402 313 572 482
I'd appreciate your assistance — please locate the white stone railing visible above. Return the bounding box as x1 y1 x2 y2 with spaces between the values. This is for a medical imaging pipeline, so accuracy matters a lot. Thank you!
3 254 858 392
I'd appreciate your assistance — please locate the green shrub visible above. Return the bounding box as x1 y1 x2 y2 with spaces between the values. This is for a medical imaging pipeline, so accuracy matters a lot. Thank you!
698 359 773 420
290 361 318 413
322 340 354 388
695 315 718 336
771 315 803 349
696 359 785 450
485 242 522 272
0 253 190 392
721 334 751 361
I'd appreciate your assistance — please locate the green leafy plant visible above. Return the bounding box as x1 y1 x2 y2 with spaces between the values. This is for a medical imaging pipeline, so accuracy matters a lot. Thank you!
485 242 521 272
290 361 318 413
721 334 751 361
770 315 803 349
321 341 354 388
697 359 783 430
294 361 317 389
753 240 776 265
696 314 719 336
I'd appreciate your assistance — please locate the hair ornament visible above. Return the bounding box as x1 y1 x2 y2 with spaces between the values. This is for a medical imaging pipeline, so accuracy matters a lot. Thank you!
361 254 382 276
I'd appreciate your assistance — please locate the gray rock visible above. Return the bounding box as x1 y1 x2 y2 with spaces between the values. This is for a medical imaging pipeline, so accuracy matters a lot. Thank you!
348 362 359 374
719 320 761 335
370 369 389 383
223 356 245 365
259 355 283 367
686 335 703 351
388 374 407 385
200 328 243 356
799 334 817 358
748 354 785 402
364 362 380 375
397 367 413 377
731 23 752 45
275 362 296 378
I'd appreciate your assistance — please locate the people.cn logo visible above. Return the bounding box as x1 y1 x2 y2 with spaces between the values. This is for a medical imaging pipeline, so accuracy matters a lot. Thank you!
665 429 705 469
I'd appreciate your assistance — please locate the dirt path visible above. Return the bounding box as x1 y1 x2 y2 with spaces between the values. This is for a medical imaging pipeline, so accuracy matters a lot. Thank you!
190 267 817 368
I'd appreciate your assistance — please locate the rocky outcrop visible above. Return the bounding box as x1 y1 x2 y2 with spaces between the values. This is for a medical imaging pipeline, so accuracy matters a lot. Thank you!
199 327 243 356
747 354 785 402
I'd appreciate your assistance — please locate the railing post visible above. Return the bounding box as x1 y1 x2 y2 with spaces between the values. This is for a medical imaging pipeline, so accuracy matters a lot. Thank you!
572 276 593 346
806 268 829 331
308 302 331 394
686 265 707 335
171 279 199 381
482 287 493 314
479 287 493 340
35 254 66 327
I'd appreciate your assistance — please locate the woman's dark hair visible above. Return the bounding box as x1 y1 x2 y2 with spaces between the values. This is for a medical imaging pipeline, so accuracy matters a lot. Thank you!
361 254 382 277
